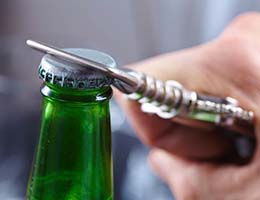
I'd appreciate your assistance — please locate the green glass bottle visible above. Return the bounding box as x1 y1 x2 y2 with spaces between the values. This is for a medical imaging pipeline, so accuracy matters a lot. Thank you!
27 49 116 200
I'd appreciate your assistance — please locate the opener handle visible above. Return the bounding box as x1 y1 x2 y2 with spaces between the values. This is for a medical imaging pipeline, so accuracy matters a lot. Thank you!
126 71 254 136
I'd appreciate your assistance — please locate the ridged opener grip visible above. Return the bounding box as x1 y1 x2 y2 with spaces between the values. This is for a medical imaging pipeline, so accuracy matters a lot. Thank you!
127 71 254 134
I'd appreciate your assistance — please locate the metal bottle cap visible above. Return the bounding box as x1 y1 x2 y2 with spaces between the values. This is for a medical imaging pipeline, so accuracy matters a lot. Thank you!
38 48 116 89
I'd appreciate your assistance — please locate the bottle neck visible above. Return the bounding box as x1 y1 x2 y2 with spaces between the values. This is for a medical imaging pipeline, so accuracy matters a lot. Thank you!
27 83 114 200
41 83 112 103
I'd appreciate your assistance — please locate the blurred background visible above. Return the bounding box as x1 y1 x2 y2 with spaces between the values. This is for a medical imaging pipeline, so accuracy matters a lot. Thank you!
1 1 260 199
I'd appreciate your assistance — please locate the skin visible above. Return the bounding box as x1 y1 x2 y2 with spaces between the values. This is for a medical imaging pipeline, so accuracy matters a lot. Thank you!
114 13 260 199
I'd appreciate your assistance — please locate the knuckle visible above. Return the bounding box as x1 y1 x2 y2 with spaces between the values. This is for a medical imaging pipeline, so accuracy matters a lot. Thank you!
219 30 259 72
224 12 260 36
218 34 258 80
233 12 260 26
221 12 260 40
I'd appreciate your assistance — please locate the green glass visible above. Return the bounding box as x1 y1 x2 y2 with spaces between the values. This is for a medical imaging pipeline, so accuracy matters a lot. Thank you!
27 83 113 200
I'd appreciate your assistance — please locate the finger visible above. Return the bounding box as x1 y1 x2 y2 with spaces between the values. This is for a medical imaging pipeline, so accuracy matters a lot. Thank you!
148 149 211 199
115 88 251 160
115 89 235 159
148 149 253 199
153 124 236 159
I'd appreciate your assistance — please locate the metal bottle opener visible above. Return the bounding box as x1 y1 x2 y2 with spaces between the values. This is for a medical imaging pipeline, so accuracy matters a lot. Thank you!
26 40 255 136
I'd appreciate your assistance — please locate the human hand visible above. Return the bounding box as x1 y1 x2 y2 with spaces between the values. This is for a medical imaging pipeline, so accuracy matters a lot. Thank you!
115 13 260 199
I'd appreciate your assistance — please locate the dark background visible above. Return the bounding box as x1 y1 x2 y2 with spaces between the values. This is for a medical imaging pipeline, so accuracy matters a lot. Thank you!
1 1 260 199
